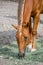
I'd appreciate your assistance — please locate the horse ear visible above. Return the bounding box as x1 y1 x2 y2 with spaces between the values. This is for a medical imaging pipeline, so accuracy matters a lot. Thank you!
12 24 18 30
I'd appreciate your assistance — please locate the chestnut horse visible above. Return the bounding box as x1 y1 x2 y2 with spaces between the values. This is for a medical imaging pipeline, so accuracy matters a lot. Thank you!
12 0 43 58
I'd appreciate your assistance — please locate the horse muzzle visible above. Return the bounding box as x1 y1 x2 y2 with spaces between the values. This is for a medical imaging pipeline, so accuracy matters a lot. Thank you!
18 50 25 59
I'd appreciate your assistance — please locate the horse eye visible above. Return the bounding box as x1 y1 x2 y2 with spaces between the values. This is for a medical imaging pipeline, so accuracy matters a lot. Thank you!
24 36 28 41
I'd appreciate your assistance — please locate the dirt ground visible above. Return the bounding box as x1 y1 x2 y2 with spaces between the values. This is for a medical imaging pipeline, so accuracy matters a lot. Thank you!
0 57 43 65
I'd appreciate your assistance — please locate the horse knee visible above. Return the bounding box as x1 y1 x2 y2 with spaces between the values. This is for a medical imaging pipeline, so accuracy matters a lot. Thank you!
32 30 37 36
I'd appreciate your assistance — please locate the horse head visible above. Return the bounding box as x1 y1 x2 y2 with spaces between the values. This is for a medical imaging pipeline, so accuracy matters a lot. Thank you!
12 23 32 59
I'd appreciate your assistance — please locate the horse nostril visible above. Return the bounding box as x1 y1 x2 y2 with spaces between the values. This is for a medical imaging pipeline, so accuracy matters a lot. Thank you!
18 53 25 59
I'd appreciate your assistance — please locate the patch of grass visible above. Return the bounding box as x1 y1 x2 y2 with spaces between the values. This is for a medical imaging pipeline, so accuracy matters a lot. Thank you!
37 38 43 47
0 38 43 65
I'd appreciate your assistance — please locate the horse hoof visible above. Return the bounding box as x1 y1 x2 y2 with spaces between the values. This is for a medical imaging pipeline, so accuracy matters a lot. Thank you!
31 49 36 52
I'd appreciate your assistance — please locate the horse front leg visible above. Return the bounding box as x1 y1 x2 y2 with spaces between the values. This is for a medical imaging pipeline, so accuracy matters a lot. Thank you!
27 19 33 51
31 11 40 51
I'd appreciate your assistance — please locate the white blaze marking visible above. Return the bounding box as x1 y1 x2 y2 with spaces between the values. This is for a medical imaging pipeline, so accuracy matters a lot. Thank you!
19 32 22 36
